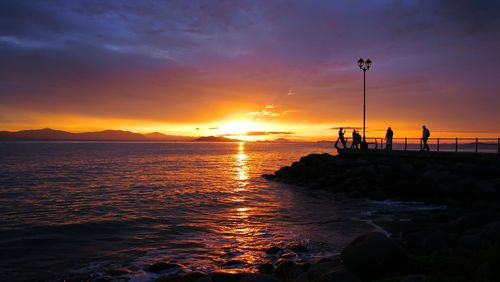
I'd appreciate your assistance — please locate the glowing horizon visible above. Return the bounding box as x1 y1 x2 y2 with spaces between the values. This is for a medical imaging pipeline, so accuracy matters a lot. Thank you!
1 1 500 140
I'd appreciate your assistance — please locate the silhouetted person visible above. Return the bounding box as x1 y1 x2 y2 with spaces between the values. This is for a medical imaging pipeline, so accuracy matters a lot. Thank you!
385 127 393 151
335 128 347 149
350 129 361 149
421 125 430 151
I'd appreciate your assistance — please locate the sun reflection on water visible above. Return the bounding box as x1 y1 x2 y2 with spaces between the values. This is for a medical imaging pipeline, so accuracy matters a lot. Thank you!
235 142 249 191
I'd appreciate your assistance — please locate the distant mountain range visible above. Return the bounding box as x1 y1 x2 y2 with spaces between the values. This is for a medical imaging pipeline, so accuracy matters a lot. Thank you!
194 136 241 142
0 129 300 142
0 128 197 141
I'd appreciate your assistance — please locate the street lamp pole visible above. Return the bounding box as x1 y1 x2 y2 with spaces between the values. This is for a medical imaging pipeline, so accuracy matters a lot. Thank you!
357 58 372 149
363 67 366 143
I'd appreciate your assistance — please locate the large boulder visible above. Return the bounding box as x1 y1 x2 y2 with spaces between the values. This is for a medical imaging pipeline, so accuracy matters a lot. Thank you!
210 271 246 282
181 272 211 282
422 170 450 182
240 274 281 282
341 232 410 281
402 230 449 255
481 221 500 242
307 261 343 282
319 270 361 282
455 211 500 232
147 262 184 274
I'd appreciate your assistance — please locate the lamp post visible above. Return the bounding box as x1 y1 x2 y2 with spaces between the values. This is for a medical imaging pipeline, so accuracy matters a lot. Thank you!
357 58 372 149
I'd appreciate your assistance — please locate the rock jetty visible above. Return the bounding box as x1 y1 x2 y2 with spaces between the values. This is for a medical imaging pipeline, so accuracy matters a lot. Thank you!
259 152 500 281
263 152 500 208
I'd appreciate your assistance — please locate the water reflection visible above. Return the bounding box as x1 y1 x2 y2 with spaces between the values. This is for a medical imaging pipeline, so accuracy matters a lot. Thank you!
223 142 261 269
235 142 249 190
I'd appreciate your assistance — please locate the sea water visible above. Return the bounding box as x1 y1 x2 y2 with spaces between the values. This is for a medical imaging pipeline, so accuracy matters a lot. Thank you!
0 142 435 281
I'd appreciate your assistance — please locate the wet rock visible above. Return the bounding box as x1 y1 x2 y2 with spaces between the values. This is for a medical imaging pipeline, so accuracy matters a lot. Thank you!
221 260 245 268
476 262 493 278
318 270 361 282
481 221 500 242
402 230 449 254
437 183 455 195
455 211 499 232
393 275 429 282
314 254 341 265
197 277 213 282
240 274 281 282
265 246 283 255
377 164 394 175
107 267 132 276
262 174 276 180
182 271 210 282
341 232 410 281
460 233 486 249
148 262 184 273
296 272 309 282
279 251 297 260
289 244 308 253
422 170 450 182
399 163 414 173
210 271 246 282
349 191 363 198
258 263 274 275
367 191 386 201
306 261 343 282
273 260 296 278
475 180 497 196
297 262 312 272
403 275 429 282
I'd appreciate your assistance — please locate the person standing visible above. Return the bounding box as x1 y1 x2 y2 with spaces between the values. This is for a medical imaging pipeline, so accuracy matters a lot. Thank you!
385 127 393 151
350 129 360 149
421 125 430 151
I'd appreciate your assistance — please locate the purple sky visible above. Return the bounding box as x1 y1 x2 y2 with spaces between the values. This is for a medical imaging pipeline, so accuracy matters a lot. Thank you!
1 0 500 137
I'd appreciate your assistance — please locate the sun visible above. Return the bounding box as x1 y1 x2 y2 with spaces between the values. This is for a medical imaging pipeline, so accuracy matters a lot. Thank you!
218 120 257 136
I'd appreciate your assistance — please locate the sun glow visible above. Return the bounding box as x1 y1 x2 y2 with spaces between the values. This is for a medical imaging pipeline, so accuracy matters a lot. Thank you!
218 120 257 136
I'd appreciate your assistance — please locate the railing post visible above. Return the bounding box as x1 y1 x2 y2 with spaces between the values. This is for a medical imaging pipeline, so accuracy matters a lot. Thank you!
419 138 422 151
437 138 440 152
404 138 407 151
475 138 478 153
455 138 458 152
498 138 500 154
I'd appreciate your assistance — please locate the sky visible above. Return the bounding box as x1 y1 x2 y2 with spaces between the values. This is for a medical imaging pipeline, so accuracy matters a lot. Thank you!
1 0 500 140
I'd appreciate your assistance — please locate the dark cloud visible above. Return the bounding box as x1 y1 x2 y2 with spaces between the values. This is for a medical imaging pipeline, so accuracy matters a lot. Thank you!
246 131 293 136
224 131 293 136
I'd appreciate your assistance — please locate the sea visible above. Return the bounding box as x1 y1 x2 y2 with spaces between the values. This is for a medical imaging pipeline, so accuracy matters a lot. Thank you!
0 142 438 281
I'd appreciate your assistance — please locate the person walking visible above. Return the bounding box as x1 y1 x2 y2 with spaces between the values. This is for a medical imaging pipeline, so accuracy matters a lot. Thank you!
335 128 347 149
385 127 393 151
421 125 430 151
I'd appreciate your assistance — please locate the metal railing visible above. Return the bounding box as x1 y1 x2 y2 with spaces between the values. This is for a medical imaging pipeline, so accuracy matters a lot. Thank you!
355 137 500 154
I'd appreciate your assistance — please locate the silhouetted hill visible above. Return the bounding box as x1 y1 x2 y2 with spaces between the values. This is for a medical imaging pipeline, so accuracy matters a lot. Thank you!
78 130 146 140
194 136 241 142
144 132 196 141
0 128 77 140
0 128 195 141
273 138 291 143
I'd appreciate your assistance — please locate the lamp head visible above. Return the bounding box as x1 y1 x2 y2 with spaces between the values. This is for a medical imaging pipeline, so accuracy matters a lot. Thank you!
357 58 364 69
365 59 372 70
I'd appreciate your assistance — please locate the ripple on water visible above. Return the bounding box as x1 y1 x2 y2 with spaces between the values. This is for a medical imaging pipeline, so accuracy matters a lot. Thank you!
0 142 381 281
